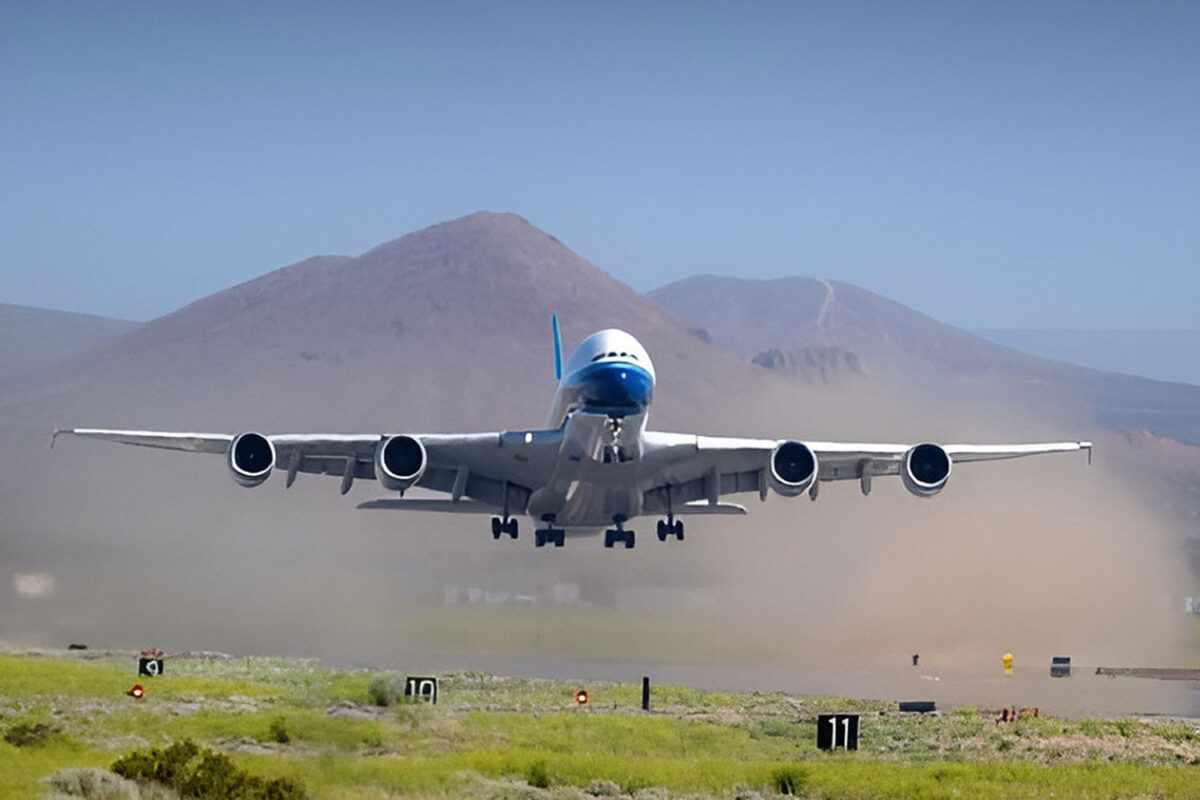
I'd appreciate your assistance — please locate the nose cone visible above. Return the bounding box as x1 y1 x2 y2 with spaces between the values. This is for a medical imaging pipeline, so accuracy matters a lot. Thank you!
577 362 654 415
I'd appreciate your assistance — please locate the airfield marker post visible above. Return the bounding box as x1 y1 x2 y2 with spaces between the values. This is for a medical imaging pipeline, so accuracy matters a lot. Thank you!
642 676 650 712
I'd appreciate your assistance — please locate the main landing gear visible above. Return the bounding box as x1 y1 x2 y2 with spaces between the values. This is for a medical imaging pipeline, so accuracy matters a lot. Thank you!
656 517 684 542
535 515 565 548
491 516 518 540
604 517 636 549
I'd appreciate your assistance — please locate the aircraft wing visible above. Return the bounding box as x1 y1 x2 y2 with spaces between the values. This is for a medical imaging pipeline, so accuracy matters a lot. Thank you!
50 427 564 514
639 432 1092 510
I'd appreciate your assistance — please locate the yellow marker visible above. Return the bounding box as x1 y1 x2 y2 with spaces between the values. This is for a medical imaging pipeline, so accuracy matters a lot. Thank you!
1003 652 1014 675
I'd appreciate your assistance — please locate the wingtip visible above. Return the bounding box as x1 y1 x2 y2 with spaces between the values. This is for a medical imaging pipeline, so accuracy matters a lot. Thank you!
49 428 68 450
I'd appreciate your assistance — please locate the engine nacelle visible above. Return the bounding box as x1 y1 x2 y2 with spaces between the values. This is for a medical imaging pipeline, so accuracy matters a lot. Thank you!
375 434 427 492
902 442 952 497
769 440 818 497
228 432 275 488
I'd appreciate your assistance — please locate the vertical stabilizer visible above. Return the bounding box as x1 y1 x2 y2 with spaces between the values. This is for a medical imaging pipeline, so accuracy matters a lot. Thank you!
551 313 563 381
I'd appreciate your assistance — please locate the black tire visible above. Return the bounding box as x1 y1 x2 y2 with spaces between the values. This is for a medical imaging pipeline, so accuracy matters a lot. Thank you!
535 530 546 548
675 521 685 541
604 530 615 549
656 520 667 542
491 517 502 540
506 520 519 539
553 530 565 548
624 531 636 549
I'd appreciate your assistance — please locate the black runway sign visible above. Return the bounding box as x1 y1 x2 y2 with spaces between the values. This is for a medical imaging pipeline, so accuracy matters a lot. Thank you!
817 713 859 751
404 676 438 704
137 658 164 677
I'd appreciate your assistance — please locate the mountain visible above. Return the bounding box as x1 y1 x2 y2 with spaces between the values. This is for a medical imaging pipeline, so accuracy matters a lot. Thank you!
0 303 138 381
649 275 1200 444
977 329 1200 387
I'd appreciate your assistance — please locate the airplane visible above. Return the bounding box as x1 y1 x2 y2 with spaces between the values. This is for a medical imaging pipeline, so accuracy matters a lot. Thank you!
52 317 1093 550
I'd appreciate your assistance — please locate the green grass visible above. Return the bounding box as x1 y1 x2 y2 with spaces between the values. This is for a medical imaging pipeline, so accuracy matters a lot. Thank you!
2 650 1199 799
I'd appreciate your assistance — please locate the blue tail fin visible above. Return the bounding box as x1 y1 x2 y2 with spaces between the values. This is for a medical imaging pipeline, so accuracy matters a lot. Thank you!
551 313 563 381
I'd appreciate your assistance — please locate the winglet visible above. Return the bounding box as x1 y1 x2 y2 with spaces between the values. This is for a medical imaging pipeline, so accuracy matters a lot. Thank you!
551 313 563 381
50 428 69 450
1083 441 1093 465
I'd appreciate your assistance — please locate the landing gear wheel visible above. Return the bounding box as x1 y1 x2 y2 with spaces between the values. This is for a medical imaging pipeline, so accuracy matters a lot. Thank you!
624 531 636 549
535 530 546 548
604 530 616 549
657 518 684 542
491 517 502 540
553 529 565 547
504 519 519 539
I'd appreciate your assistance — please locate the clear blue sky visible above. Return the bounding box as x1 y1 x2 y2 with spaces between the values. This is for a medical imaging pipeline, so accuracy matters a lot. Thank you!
2 1 1196 328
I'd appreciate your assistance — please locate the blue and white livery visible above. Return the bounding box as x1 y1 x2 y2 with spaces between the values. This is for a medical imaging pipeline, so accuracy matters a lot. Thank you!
53 319 1092 549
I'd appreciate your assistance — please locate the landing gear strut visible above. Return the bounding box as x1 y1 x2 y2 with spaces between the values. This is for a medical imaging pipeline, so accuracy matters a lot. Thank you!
604 516 636 549
656 517 684 542
657 486 683 542
535 515 565 548
491 516 518 540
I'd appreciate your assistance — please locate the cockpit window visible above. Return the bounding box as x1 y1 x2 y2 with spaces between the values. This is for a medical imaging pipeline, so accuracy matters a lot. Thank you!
591 354 604 362
629 354 638 360
607 352 617 357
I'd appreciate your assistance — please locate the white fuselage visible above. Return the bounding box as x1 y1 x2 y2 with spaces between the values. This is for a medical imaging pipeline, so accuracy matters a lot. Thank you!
527 330 657 529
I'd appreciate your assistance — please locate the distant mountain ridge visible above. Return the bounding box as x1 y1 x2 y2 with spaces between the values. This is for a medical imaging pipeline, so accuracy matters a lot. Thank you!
977 329 1200 387
649 275 1200 444
0 303 138 382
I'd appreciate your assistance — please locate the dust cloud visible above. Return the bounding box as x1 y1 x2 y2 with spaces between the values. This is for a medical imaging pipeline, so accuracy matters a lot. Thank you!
1 367 1194 714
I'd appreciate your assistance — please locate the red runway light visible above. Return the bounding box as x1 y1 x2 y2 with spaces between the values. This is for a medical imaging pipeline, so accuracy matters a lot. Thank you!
128 684 145 699
575 689 589 705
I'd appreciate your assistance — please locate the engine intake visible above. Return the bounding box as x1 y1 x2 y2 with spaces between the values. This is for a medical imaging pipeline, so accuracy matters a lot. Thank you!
375 434 427 492
770 440 818 496
903 442 952 497
229 432 275 487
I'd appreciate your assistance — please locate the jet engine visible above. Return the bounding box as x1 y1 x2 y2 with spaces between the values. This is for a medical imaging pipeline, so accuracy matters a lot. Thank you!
902 442 952 497
375 434 427 492
769 440 818 496
228 432 275 487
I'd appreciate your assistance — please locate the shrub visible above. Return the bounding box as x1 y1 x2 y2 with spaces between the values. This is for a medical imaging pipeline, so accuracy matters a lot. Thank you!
45 768 143 800
756 719 797 739
771 765 808 796
111 739 306 799
367 675 400 707
268 716 290 744
527 760 551 789
4 720 55 747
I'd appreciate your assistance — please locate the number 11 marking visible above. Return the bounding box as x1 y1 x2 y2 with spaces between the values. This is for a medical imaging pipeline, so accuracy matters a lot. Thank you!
828 716 851 749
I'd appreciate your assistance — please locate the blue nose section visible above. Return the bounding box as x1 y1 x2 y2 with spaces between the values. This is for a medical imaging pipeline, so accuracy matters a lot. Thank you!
574 362 654 415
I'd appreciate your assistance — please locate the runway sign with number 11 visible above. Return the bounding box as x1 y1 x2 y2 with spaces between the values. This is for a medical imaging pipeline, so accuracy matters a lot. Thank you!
817 714 859 751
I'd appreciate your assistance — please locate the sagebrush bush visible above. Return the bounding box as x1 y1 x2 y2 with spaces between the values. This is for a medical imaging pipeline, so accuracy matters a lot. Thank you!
111 739 306 799
4 720 55 747
367 675 400 707
268 716 290 744
527 760 551 789
772 765 808 795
